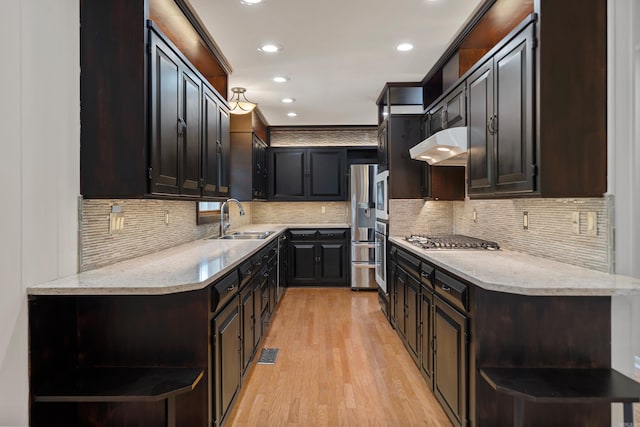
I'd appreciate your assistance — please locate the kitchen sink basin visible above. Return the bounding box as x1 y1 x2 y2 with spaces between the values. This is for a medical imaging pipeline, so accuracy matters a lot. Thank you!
217 231 274 240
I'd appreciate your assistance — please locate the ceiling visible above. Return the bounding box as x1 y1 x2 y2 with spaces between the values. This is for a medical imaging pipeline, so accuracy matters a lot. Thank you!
189 0 483 126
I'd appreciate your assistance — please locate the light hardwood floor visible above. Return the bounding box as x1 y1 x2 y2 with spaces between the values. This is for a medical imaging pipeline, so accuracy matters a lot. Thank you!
226 288 452 427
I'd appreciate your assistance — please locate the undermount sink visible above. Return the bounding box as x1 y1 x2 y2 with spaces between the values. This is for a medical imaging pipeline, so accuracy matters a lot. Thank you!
217 231 275 240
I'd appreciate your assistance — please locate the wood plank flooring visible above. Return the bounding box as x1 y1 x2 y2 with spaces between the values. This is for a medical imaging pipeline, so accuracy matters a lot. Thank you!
226 288 452 427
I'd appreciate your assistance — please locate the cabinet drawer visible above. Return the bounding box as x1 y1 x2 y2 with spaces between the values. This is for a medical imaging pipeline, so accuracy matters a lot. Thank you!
212 271 239 313
289 230 317 240
420 262 435 287
434 271 468 312
317 229 348 240
238 259 255 288
397 249 421 278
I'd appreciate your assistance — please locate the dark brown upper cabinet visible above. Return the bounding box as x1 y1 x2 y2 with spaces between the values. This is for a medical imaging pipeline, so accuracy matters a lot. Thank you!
80 0 230 199
467 22 535 197
426 82 466 137
421 0 607 198
230 112 269 201
269 148 346 201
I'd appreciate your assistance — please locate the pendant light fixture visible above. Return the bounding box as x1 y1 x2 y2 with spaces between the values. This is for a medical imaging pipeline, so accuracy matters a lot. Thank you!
228 87 257 115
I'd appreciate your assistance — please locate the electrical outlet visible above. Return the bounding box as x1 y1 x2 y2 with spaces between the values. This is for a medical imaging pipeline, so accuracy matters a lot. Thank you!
586 211 597 236
523 211 529 230
109 205 124 234
321 206 326 214
472 209 477 223
165 210 170 225
571 211 580 234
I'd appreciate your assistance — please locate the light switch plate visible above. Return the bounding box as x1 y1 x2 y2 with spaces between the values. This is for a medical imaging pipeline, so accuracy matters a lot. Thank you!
586 211 597 236
571 211 580 234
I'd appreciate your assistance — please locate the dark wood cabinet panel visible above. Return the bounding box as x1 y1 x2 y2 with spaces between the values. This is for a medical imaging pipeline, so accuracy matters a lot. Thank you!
271 149 306 200
467 61 494 194
180 67 202 196
150 34 181 195
202 88 220 196
318 242 347 283
309 150 346 199
443 83 466 129
394 269 406 338
240 286 254 375
383 115 423 199
377 122 388 172
214 296 240 427
288 229 349 286
434 296 468 427
289 242 317 284
218 107 231 197
421 165 466 200
421 286 434 389
466 23 535 197
405 273 420 363
270 148 346 201
252 136 268 199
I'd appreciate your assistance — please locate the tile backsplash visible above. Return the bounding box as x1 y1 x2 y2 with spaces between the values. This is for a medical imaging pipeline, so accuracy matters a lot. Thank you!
251 201 349 224
80 199 250 271
391 197 611 272
270 128 376 147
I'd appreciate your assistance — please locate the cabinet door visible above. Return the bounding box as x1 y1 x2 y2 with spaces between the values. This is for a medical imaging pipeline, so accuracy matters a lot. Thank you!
252 136 268 199
202 88 219 196
443 83 466 129
421 289 434 388
467 60 494 195
377 121 388 172
218 107 231 197
270 149 306 200
179 67 202 196
394 269 406 338
150 34 181 195
494 25 535 194
318 242 347 284
288 242 317 284
240 286 254 374
405 272 420 362
308 149 346 200
214 297 240 426
428 103 444 134
434 296 468 427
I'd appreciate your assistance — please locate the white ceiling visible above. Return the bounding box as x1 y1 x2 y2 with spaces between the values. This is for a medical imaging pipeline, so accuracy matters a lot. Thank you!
190 0 483 126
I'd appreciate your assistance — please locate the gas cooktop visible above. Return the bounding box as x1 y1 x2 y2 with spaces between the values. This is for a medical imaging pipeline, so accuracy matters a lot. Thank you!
404 234 500 250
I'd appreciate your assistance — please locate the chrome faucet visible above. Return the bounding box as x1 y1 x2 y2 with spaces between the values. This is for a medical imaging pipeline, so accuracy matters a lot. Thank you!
220 198 246 236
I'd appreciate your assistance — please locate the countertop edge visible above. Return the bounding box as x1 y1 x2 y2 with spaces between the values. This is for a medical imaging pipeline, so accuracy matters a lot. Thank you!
389 236 640 297
28 224 350 296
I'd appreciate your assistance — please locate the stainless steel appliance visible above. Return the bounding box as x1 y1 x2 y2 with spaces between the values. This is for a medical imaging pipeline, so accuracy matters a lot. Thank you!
374 170 389 220
350 164 377 290
404 234 500 250
375 221 387 292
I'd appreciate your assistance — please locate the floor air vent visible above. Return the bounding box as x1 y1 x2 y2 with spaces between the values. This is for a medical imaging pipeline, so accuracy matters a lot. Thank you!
257 348 279 365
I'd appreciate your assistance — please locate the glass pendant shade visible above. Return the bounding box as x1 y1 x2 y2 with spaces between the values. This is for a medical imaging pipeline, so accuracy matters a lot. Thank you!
228 87 256 115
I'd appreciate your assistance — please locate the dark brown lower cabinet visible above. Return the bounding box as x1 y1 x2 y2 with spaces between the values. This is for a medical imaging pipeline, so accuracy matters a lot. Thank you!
434 295 468 427
213 295 241 427
240 285 254 376
420 283 434 389
288 229 349 286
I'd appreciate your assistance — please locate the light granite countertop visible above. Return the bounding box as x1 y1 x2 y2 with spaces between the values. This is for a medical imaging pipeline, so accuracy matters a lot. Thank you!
389 236 640 296
28 224 350 296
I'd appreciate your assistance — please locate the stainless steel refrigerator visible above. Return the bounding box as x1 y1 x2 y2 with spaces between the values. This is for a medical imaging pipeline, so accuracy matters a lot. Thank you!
350 164 377 289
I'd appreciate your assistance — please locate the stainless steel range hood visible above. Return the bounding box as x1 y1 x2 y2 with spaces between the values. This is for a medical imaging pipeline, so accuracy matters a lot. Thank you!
409 127 468 166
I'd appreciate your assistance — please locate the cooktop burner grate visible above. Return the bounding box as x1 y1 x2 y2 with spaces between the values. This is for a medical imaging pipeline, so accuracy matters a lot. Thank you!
404 234 500 250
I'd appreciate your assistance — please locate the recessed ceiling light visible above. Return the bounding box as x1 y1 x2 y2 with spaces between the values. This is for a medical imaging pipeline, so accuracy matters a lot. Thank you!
287 112 297 117
259 44 281 53
396 43 414 52
273 76 289 83
281 98 295 103
241 0 262 4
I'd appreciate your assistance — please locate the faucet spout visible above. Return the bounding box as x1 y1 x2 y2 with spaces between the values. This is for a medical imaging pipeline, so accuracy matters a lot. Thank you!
220 198 246 237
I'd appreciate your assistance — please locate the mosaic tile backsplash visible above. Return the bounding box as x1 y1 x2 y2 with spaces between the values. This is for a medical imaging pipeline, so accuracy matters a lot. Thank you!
251 201 349 224
80 199 251 271
390 198 611 272
270 128 377 147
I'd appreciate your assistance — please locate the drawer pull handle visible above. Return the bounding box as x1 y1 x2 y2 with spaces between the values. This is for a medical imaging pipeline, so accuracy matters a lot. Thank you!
227 285 236 292
442 285 451 292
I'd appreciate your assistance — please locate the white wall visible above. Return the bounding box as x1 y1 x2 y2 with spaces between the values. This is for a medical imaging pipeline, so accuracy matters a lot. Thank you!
609 0 640 423
0 0 79 424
